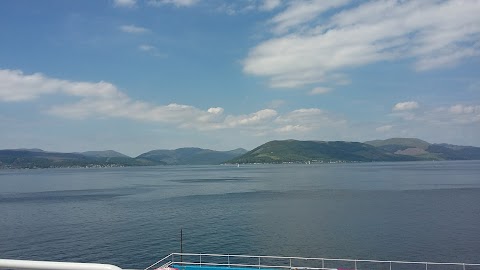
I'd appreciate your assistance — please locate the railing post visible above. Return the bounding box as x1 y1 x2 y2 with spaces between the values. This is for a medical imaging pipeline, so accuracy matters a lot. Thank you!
463 263 466 270
258 257 261 269
200 254 202 266
425 262 428 270
389 261 392 270
228 255 230 268
289 258 292 269
321 259 324 270
354 259 357 270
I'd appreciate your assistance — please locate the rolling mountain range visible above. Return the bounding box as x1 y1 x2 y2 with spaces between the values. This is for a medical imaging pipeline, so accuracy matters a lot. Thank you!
230 138 480 164
1 138 479 169
0 148 247 169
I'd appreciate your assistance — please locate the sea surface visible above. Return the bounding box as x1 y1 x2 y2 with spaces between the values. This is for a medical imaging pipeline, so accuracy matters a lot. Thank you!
1 161 480 269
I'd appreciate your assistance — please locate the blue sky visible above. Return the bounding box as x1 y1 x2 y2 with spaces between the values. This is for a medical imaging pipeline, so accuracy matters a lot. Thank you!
1 0 480 156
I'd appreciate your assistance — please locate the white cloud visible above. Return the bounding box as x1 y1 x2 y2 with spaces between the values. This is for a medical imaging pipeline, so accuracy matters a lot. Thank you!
390 103 480 125
309 87 331 95
225 109 278 127
207 107 224 114
393 101 419 111
260 0 282 11
0 69 297 132
138 44 168 58
113 0 136 8
147 0 199 7
244 0 480 88
448 104 480 115
275 108 346 132
275 124 310 133
0 70 60 101
120 25 149 34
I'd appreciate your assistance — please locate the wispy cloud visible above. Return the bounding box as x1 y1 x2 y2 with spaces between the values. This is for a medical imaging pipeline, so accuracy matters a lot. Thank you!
113 0 136 8
215 1 283 16
269 0 350 34
139 44 155 52
244 0 480 88
147 0 199 8
260 0 282 11
274 108 346 134
119 24 149 34
393 101 419 111
138 44 168 58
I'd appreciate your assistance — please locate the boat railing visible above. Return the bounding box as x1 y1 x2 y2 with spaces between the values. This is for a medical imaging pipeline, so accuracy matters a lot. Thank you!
144 253 480 270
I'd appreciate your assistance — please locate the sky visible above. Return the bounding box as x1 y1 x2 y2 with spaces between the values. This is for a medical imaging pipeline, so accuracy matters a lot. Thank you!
1 0 480 156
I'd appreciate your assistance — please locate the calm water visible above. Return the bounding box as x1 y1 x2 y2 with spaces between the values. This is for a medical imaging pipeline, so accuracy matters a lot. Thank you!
1 161 480 268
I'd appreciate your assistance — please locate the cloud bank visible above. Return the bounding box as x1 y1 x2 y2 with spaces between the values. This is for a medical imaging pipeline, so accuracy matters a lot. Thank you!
1 69 478 147
0 69 340 134
244 0 480 88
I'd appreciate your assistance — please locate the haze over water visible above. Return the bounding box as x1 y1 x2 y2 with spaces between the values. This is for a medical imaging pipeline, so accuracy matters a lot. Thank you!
1 161 480 269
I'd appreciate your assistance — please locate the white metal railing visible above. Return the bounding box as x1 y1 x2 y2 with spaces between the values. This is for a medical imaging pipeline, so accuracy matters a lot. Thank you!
0 259 122 270
144 253 480 270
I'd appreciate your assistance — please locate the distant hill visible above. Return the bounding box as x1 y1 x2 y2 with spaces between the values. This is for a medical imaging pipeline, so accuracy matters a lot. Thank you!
427 144 480 160
136 147 247 165
0 149 90 169
229 140 418 164
365 138 480 160
81 150 130 158
0 149 145 169
229 139 480 164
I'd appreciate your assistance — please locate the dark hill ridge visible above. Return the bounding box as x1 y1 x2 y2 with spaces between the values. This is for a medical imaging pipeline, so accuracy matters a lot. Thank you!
81 150 130 158
136 147 247 165
0 149 145 169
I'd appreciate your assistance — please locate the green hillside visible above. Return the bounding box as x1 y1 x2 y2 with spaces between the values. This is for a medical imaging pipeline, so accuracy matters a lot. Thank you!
364 138 430 150
229 140 417 164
